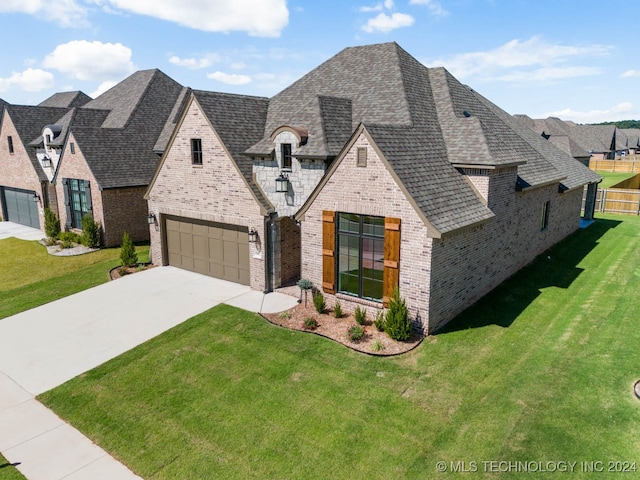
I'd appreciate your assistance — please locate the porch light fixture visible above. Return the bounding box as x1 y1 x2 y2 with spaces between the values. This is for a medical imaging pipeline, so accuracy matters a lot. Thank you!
147 212 156 225
275 172 289 193
33 193 41 203
41 156 52 168
248 228 258 243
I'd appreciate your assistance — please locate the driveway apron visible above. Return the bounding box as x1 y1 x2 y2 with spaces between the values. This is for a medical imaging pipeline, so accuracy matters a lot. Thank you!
0 266 298 479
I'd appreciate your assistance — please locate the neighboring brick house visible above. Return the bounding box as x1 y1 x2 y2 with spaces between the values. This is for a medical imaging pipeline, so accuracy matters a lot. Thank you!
146 42 600 333
0 70 189 246
0 102 75 228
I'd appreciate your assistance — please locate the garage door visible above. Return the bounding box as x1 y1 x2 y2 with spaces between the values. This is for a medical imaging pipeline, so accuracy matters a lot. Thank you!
1 187 40 229
165 216 250 285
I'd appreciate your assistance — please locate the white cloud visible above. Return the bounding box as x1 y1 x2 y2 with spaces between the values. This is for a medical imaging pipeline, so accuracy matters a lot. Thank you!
409 0 448 17
0 68 54 93
169 54 219 70
97 0 288 37
90 80 117 98
42 40 135 81
207 71 252 85
544 102 636 124
0 0 89 27
426 36 611 82
360 0 394 12
362 12 414 33
498 66 602 82
621 69 640 78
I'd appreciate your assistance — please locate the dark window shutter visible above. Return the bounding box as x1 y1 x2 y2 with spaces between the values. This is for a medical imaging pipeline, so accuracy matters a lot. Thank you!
322 210 335 294
383 217 401 307
84 180 93 215
62 178 72 229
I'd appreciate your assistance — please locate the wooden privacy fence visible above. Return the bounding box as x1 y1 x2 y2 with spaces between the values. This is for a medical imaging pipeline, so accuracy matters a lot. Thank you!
593 188 640 215
589 158 640 173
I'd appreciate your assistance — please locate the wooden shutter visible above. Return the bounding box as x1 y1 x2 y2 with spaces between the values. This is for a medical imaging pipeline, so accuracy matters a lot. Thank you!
61 178 72 229
383 217 401 306
322 210 335 294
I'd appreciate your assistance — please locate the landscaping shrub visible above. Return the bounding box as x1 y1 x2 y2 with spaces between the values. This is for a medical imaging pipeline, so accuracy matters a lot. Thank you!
371 339 385 352
120 232 138 267
374 310 386 332
385 288 412 341
333 300 342 318
313 290 326 313
347 324 365 342
80 214 101 248
59 231 81 244
354 305 367 325
44 207 60 239
303 317 318 330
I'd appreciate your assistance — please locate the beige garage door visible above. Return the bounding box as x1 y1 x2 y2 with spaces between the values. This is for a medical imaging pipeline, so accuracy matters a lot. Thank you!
165 216 250 285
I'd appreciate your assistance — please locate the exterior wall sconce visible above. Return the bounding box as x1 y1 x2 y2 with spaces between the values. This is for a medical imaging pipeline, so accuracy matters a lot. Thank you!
248 228 258 243
42 156 52 168
33 193 41 203
275 172 289 193
147 212 156 225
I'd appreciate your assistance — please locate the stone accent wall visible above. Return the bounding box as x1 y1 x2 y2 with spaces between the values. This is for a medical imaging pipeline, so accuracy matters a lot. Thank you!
146 98 267 291
253 130 326 217
101 186 149 247
300 133 432 328
0 110 46 229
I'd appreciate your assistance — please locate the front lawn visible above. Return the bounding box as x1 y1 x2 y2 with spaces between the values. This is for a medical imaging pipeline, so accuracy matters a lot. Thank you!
39 214 640 479
0 238 149 319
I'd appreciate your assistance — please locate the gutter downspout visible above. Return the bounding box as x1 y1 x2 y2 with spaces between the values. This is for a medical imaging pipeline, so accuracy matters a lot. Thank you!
264 213 277 293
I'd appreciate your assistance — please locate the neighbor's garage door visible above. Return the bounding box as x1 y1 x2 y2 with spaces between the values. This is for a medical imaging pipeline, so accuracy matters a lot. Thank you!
165 216 250 285
1 187 40 229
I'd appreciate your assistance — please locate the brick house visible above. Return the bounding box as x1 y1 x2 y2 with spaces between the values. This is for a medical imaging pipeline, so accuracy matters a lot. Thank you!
146 42 600 333
0 70 188 246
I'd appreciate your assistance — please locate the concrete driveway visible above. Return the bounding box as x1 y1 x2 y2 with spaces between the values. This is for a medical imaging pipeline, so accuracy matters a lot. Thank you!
0 221 45 241
0 266 297 479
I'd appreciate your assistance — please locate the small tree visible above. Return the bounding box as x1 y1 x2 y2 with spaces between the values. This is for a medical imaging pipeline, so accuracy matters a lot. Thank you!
297 278 313 307
120 231 138 267
81 214 101 248
313 289 326 313
384 288 412 341
44 207 60 239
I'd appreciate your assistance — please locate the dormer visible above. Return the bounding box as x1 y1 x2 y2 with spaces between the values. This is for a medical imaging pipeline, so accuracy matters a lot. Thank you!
35 124 63 181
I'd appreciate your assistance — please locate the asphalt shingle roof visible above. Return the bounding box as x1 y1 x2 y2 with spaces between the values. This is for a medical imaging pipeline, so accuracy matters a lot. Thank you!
38 91 92 108
193 90 273 212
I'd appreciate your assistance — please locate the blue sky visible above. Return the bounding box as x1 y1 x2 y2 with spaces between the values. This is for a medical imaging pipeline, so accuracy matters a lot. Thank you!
0 0 638 123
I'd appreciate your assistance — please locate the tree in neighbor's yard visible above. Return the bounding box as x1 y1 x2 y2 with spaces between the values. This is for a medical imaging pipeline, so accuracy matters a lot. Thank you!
120 232 138 267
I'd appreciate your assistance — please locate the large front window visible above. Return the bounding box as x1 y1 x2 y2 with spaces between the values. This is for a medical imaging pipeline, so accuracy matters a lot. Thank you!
337 213 384 301
68 179 89 229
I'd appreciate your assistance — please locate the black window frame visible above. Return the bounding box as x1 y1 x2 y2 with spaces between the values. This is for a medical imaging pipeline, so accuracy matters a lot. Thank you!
7 135 14 154
540 200 550 231
191 138 203 165
336 213 385 302
281 143 292 170
67 178 90 230
70 142 75 154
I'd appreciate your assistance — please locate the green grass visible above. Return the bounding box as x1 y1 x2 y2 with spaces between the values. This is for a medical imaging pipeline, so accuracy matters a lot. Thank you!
0 238 150 320
39 214 640 479
0 454 25 480
595 170 637 189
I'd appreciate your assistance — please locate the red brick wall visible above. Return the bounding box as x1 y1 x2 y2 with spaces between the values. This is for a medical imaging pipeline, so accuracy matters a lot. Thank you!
101 186 150 247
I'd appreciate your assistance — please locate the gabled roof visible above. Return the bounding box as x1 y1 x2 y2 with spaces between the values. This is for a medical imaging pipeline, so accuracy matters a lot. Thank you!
57 69 186 189
190 90 273 212
153 86 192 154
3 105 71 181
621 128 640 148
38 91 92 108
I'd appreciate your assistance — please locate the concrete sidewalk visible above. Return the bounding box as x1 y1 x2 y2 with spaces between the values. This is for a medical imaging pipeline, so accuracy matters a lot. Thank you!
0 266 298 479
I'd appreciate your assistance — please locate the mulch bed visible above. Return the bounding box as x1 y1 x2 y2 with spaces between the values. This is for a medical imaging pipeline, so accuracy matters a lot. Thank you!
263 302 423 356
109 263 155 280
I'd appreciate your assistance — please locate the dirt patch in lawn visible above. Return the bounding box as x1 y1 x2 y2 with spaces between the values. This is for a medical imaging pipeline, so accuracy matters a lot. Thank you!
263 302 423 356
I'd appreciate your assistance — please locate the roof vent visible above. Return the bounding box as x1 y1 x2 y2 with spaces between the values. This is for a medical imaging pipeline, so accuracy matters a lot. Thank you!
463 110 471 118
